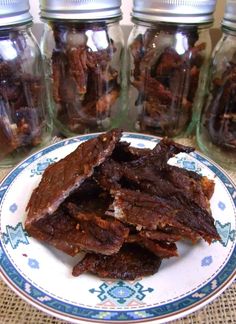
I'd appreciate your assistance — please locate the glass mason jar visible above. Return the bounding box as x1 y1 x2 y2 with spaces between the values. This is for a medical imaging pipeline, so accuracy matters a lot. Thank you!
197 0 236 169
127 0 216 138
0 0 52 167
40 0 125 137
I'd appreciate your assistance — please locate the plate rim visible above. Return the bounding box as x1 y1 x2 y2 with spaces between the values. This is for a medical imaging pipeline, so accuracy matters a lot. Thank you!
0 131 236 324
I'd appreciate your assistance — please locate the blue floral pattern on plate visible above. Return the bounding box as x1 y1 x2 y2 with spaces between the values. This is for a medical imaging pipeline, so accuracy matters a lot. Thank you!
2 222 29 249
9 203 18 213
215 221 236 247
201 256 213 267
90 281 154 306
28 258 40 270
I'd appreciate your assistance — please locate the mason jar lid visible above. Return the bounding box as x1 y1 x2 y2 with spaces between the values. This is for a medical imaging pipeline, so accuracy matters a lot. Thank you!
0 0 32 27
222 0 236 30
40 0 122 20
132 0 217 24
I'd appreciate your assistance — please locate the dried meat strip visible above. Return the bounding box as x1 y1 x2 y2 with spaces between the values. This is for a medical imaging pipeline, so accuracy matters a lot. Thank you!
66 202 129 255
95 138 213 210
111 140 151 162
165 165 215 209
95 138 194 191
112 189 220 243
27 207 80 256
126 234 178 258
72 244 162 280
27 199 129 256
139 230 182 242
25 129 121 230
125 137 194 171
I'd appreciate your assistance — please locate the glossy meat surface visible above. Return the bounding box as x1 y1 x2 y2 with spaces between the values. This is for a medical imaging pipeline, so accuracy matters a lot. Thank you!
25 130 219 279
72 244 162 280
25 129 121 229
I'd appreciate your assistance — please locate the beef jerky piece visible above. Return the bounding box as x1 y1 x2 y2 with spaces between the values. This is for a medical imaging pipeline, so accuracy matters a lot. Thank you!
141 240 178 258
94 141 152 191
121 165 212 211
96 88 119 115
0 80 22 102
121 138 194 182
58 76 78 104
96 138 196 195
0 59 21 79
72 244 162 279
111 141 151 162
155 47 182 77
116 140 212 206
65 203 129 255
187 65 200 102
66 188 112 220
129 29 158 78
9 91 26 112
29 200 129 256
200 176 215 200
129 34 144 78
112 188 194 232
152 137 194 162
15 107 42 147
139 230 182 242
67 215 129 255
86 45 114 70
21 74 42 108
164 165 215 210
173 192 220 243
94 157 126 191
126 234 178 258
205 64 236 150
51 50 69 103
87 65 119 100
67 47 88 96
66 178 103 203
0 116 19 159
139 96 191 138
57 100 98 132
83 59 118 102
25 129 122 230
68 190 112 217
187 43 206 68
27 207 80 255
98 66 118 85
132 75 173 105
112 189 220 243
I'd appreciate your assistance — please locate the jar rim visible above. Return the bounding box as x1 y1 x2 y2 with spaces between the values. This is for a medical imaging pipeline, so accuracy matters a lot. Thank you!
41 15 122 24
131 17 213 29
0 20 33 31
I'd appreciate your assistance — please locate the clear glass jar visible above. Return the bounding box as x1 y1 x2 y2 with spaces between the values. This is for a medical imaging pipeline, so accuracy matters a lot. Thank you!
197 23 236 169
40 0 125 136
127 0 216 138
0 0 52 167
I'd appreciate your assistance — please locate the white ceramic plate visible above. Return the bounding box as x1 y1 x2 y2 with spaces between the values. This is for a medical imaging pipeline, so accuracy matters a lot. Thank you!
0 133 235 324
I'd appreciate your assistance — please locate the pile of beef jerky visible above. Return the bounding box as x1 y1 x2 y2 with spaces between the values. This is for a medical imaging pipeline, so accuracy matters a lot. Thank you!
129 27 205 137
25 129 220 280
51 23 120 133
0 33 44 160
204 60 236 150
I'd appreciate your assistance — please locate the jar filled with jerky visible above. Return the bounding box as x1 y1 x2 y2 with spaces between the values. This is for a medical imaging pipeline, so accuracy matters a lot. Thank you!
0 0 52 166
197 0 236 169
40 0 125 136
127 0 216 138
